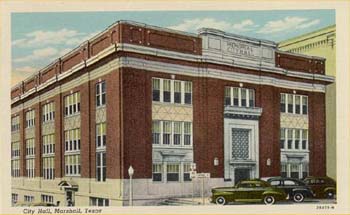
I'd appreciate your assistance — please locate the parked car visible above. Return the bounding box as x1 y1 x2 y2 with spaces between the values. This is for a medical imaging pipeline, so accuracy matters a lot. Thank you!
266 177 314 203
210 179 287 205
303 176 336 199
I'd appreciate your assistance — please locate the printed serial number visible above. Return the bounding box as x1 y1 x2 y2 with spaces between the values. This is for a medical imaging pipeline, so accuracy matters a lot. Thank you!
316 205 335 210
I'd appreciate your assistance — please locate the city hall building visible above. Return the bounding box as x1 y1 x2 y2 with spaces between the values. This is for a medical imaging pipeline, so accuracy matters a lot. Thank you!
10 20 334 206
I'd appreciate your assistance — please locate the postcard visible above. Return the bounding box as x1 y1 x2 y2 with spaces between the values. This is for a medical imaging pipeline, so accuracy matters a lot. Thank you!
0 0 349 214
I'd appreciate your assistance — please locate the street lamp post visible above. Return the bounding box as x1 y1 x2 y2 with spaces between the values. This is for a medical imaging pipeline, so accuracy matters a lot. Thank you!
128 166 134 206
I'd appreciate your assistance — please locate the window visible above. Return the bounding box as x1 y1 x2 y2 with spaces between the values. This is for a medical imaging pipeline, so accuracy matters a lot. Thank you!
173 122 182 145
184 122 192 146
174 81 181 104
225 88 231 106
152 79 160 102
281 128 308 151
11 116 20 132
12 193 18 205
42 102 55 122
167 164 179 182
280 93 308 115
287 129 293 149
248 89 254 107
287 94 293 113
65 154 80 176
152 163 162 182
26 110 35 128
152 121 160 145
163 121 171 145
163 80 171 103
295 129 300 150
42 134 55 155
11 141 20 158
26 138 35 156
43 157 55 180
295 96 301 114
24 195 34 202
96 81 106 107
26 158 35 178
96 123 106 148
232 88 239 106
184 81 192 104
183 163 192 182
280 94 286 113
302 96 308 115
302 163 309 179
224 87 255 108
284 180 297 185
65 129 81 152
64 92 80 116
302 129 308 150
152 78 192 105
64 128 81 176
41 195 54 203
153 121 192 147
90 197 109 206
96 152 106 182
280 128 285 149
290 164 299 179
281 163 287 177
11 160 20 177
270 180 281 186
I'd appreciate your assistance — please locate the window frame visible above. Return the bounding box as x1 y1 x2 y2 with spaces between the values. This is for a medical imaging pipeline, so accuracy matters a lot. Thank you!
96 81 106 107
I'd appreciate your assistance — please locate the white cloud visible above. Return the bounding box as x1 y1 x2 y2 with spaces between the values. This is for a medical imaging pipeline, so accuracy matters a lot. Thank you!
12 66 38 86
258 16 320 34
168 18 232 32
14 66 37 73
13 47 58 63
12 28 82 48
297 19 320 29
232 19 257 32
65 31 100 46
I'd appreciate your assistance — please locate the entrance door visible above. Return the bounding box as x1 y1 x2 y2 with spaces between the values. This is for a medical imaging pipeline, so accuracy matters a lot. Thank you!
65 190 75 207
234 168 251 184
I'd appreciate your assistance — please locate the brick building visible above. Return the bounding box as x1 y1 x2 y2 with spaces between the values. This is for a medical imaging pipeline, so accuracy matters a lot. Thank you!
10 20 334 206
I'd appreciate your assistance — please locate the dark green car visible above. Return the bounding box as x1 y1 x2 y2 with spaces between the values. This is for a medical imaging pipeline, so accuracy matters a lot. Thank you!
211 179 288 205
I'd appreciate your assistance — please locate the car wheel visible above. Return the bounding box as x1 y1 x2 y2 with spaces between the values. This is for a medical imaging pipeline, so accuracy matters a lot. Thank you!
293 193 305 203
326 191 335 199
215 196 226 205
263 195 275 205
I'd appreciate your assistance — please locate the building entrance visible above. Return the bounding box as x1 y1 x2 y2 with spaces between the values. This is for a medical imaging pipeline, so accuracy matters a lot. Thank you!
234 168 251 184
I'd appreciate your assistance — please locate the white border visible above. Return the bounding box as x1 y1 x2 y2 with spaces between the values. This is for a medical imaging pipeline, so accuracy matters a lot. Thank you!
1 1 349 214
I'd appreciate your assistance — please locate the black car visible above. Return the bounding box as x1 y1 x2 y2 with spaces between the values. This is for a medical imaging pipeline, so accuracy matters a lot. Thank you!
266 177 314 203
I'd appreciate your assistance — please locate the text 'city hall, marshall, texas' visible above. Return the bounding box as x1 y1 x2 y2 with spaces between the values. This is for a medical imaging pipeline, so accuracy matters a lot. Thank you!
10 20 334 206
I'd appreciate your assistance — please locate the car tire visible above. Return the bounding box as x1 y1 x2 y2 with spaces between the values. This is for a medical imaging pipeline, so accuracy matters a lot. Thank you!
326 191 335 199
215 196 226 205
293 193 305 203
263 195 275 205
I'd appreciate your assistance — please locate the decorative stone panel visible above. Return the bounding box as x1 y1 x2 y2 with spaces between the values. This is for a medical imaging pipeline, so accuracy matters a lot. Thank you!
42 121 55 135
11 132 20 142
96 107 106 123
25 127 35 139
64 115 81 131
152 103 192 122
280 113 308 129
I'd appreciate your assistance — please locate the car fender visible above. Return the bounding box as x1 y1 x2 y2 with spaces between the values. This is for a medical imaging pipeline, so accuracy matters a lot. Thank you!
292 188 310 194
324 187 336 194
262 190 284 197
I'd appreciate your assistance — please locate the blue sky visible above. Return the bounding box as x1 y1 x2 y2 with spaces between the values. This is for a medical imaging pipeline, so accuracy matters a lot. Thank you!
11 10 335 86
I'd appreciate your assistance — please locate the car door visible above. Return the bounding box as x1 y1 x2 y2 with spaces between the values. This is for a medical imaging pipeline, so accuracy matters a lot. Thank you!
248 182 266 201
234 182 250 201
283 179 297 196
